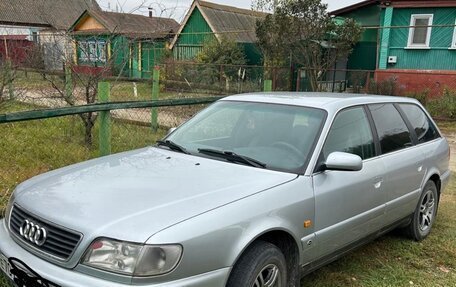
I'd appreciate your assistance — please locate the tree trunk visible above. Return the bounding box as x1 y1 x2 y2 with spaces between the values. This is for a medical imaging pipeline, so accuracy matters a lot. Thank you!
79 113 96 147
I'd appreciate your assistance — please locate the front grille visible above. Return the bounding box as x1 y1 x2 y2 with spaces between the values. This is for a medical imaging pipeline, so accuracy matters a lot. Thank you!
9 205 82 260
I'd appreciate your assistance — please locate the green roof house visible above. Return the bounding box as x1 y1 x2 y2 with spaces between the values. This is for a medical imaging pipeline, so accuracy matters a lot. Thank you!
69 9 179 79
169 0 267 65
332 0 456 95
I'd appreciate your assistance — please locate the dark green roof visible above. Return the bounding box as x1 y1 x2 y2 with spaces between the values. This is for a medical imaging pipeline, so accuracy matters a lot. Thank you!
170 0 268 48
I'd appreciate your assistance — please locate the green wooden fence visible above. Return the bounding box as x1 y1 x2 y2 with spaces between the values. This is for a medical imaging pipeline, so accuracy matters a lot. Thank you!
0 97 222 124
1 66 273 157
0 96 222 157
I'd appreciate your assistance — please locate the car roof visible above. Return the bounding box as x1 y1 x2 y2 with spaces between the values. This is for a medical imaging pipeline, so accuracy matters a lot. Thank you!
221 92 419 112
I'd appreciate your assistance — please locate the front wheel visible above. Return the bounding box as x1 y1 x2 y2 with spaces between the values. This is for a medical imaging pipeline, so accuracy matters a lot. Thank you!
405 180 439 241
226 241 287 287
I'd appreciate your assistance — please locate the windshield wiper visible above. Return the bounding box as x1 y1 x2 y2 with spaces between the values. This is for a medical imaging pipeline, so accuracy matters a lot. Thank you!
198 148 267 168
156 140 190 154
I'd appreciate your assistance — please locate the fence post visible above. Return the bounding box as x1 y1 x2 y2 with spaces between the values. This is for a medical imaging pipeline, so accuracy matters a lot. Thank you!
6 61 14 100
264 79 273 92
65 63 73 100
297 69 302 92
365 71 371 93
98 82 111 156
151 66 160 132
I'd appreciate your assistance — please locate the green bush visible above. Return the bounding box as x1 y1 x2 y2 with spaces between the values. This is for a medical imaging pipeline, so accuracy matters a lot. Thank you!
405 90 429 107
367 77 402 96
429 88 456 119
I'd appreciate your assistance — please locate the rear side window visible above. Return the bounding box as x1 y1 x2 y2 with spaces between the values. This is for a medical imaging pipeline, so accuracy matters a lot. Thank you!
399 104 440 143
323 107 375 160
369 104 413 154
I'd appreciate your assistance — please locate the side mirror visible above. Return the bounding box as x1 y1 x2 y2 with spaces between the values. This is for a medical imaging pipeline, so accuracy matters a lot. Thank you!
167 127 177 136
324 152 363 172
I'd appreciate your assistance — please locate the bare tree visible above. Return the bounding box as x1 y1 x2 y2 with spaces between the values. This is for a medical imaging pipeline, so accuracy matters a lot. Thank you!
34 3 180 146
38 32 119 146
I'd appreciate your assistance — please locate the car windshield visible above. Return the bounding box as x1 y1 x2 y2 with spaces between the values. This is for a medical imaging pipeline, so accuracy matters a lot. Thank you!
165 101 326 173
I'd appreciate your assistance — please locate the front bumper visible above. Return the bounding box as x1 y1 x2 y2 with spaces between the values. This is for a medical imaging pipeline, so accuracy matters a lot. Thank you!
0 220 229 287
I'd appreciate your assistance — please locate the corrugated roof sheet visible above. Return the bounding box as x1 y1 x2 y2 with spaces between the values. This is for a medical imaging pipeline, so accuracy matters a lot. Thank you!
73 10 180 39
198 1 268 43
0 0 100 29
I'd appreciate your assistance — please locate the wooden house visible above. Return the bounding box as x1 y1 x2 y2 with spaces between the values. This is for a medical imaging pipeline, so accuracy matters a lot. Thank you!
0 0 100 70
332 0 456 95
69 10 179 79
170 0 266 65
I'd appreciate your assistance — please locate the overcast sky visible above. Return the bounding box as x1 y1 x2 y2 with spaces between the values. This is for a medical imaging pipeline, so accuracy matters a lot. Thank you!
97 0 361 21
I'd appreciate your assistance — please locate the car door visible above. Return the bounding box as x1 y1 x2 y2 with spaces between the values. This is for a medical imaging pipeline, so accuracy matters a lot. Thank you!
368 103 428 223
312 106 387 258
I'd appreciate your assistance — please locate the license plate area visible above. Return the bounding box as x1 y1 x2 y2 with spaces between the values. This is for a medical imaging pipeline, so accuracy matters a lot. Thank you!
0 254 60 287
0 253 13 280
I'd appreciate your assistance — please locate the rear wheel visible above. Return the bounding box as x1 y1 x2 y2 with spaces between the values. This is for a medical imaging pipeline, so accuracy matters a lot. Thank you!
406 181 439 241
227 241 287 287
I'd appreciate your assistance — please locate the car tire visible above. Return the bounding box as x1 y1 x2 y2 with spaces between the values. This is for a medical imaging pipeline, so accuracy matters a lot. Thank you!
405 180 439 241
226 241 287 287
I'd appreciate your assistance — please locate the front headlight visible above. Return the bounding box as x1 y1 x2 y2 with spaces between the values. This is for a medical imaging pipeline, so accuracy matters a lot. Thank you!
82 238 183 277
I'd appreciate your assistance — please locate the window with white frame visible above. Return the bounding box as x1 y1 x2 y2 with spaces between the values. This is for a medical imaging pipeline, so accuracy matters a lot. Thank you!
407 14 433 48
451 20 456 48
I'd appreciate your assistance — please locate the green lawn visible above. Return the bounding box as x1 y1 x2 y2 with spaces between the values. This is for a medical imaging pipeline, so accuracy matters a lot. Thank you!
0 110 454 286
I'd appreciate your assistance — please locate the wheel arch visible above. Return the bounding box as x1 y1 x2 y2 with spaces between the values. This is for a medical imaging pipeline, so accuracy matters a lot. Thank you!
423 168 442 197
227 228 302 286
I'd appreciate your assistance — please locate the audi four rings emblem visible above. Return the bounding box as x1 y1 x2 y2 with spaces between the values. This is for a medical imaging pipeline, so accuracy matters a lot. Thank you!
19 219 47 246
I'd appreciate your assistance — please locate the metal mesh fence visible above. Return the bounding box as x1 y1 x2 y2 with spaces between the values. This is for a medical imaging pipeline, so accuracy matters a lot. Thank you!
160 62 291 97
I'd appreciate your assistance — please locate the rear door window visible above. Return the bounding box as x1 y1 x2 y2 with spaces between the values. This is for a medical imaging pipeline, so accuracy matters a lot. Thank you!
323 107 375 160
368 104 413 154
398 104 440 143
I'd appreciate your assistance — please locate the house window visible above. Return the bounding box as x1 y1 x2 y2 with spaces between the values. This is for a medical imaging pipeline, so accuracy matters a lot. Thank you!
407 14 433 48
78 40 107 64
451 20 456 48
97 42 107 62
32 31 38 43
79 41 90 62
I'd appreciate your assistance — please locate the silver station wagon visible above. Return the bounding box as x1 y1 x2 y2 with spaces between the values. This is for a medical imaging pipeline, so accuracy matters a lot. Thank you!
0 93 451 287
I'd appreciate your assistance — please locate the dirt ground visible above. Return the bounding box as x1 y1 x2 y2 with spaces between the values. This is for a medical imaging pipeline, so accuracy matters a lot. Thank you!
444 129 456 171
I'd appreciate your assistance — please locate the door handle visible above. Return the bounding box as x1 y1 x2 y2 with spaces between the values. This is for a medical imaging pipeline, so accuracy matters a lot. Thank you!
373 177 383 189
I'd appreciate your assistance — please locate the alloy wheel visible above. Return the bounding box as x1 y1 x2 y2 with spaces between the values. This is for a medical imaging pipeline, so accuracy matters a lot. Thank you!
253 264 282 287
419 189 436 232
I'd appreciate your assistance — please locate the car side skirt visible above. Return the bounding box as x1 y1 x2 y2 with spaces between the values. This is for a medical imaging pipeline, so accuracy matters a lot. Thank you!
300 215 412 277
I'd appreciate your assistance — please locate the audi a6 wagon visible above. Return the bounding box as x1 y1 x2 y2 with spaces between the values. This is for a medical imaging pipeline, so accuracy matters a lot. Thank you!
0 93 451 287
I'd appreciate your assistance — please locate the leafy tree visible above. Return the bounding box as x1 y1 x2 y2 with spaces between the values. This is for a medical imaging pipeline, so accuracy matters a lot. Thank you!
254 0 362 91
196 36 246 66
196 37 246 91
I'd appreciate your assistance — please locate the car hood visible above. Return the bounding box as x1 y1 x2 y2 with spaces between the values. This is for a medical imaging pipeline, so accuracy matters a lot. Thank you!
14 147 297 243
